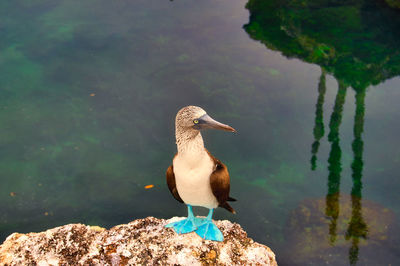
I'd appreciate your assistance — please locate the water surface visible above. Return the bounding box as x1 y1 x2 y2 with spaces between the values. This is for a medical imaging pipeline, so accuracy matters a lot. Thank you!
1 0 400 265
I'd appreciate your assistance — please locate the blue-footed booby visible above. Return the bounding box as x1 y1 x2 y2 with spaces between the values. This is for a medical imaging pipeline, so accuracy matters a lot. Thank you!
165 106 236 242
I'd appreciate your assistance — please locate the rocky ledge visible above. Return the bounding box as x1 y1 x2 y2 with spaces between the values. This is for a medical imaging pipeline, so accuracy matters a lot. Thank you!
0 217 277 265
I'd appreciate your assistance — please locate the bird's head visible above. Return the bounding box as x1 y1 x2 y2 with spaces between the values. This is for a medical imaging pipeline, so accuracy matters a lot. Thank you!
175 106 236 132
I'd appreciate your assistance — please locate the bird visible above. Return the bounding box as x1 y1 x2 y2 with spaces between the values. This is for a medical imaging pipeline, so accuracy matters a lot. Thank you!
165 106 236 241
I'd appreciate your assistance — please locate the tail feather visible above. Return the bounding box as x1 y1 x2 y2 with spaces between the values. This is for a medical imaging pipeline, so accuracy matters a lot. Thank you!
227 197 237 202
221 202 236 214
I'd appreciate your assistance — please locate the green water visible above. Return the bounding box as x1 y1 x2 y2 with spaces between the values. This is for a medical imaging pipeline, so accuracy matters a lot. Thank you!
1 0 400 265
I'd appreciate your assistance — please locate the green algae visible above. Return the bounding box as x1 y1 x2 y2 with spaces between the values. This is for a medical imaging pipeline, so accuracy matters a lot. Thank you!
0 46 44 92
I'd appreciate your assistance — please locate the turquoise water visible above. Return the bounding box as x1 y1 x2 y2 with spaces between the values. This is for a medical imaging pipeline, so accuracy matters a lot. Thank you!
1 0 400 265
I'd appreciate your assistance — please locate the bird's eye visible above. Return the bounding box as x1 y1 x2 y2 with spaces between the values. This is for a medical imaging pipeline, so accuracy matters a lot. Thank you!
193 119 199 124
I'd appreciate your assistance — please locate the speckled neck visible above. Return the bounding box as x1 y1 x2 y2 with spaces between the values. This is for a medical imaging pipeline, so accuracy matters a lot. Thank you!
175 126 205 155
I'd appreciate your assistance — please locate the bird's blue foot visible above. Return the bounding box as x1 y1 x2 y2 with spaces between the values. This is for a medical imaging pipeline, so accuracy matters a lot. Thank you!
165 205 203 234
195 220 224 241
195 209 224 242
165 217 198 233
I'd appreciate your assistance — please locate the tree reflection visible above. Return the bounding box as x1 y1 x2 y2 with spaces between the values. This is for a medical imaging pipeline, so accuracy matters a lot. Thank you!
346 90 368 265
310 70 326 171
313 77 368 264
244 0 400 264
326 81 347 245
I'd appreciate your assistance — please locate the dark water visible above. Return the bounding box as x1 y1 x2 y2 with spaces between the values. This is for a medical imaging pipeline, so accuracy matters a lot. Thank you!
1 0 400 265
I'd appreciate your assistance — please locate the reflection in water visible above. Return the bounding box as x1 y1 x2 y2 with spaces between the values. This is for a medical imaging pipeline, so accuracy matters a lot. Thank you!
310 70 326 170
325 81 347 245
244 0 400 90
314 79 368 264
346 90 368 265
244 0 400 264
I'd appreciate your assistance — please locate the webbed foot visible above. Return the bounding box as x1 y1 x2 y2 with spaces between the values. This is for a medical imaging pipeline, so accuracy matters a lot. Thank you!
165 217 198 234
195 220 224 241
165 205 204 234
194 209 223 241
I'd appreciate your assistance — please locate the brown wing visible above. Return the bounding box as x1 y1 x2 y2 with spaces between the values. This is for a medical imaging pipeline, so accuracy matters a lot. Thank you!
207 150 236 214
166 164 183 203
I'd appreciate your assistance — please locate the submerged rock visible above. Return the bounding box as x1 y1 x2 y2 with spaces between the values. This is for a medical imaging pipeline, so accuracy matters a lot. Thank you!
0 217 276 265
385 0 400 9
284 195 398 265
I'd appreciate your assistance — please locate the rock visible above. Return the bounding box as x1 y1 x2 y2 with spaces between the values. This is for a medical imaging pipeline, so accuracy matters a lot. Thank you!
0 217 277 265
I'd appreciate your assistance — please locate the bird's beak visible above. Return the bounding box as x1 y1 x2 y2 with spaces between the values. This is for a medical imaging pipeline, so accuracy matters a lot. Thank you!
197 114 236 132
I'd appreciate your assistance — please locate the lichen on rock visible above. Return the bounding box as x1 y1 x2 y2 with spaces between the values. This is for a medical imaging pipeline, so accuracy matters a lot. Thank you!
0 217 277 265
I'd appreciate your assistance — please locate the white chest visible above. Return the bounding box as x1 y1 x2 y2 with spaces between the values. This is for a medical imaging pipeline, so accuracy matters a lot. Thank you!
173 150 218 209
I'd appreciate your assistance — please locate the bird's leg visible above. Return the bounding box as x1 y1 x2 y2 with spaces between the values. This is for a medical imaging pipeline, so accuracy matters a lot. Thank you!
165 205 199 234
195 209 224 242
187 205 206 227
